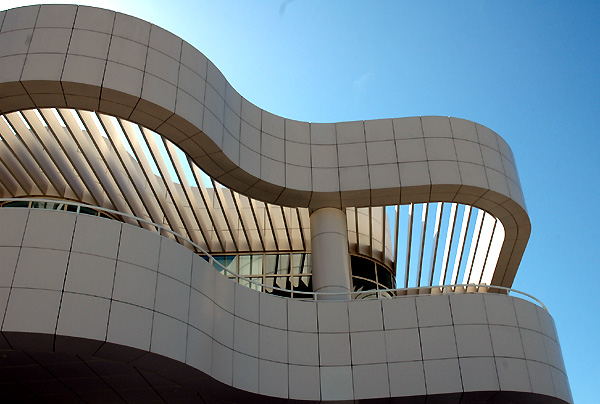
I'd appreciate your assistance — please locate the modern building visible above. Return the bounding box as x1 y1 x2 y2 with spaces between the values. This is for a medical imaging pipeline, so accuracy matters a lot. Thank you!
0 4 572 403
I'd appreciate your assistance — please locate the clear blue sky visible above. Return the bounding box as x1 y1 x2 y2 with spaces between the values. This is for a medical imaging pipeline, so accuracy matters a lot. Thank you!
3 1 599 402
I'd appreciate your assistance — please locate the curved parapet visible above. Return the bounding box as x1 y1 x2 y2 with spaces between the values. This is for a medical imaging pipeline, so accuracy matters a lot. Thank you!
0 4 530 286
0 209 571 403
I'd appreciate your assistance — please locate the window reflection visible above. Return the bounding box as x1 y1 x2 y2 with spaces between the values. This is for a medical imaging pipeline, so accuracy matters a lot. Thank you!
1 199 115 219
209 252 394 298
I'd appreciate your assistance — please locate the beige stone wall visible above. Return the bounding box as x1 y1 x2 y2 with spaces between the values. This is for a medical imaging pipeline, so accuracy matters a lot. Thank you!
0 209 571 402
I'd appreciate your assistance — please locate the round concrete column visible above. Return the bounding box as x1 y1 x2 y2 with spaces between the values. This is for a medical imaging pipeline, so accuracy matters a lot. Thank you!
310 207 352 300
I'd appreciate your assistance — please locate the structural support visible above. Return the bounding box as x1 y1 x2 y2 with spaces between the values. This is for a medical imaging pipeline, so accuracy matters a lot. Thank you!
310 207 352 300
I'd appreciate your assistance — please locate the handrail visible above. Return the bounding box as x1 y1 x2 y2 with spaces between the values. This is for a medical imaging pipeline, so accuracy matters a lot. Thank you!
0 197 547 310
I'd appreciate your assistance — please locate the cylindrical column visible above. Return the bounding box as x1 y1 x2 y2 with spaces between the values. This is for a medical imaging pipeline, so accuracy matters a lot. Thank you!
310 207 352 300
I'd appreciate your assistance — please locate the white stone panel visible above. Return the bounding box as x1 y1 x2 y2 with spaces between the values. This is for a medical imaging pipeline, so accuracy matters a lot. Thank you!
259 326 287 363
348 299 383 332
149 24 181 61
212 305 234 348
72 214 121 259
551 367 573 403
186 326 212 374
351 331 386 365
416 295 452 327
385 328 422 362
311 122 336 144
319 333 351 366
106 301 153 349
454 324 494 358
22 209 75 250
13 247 69 291
0 246 19 287
288 364 320 401
317 301 349 332
514 297 542 333
259 292 287 330
241 98 261 130
287 298 317 332
65 252 116 298
521 329 549 363
423 358 462 395
29 27 71 54
336 120 365 144
484 293 518 326
382 297 418 329
158 237 192 284
0 29 32 59
420 326 457 360
388 361 426 397
232 352 259 393
112 261 157 309
211 341 233 385
191 254 215 300
258 359 288 398
56 292 110 341
496 357 531 392
233 317 259 357
150 313 187 363
188 289 213 336
213 272 235 313
460 357 499 392
180 41 207 77
288 331 319 366
37 4 76 28
108 37 147 70
2 5 39 32
320 366 353 401
490 325 525 358
3 288 61 334
74 6 115 34
353 363 390 399
449 293 487 325
234 282 259 323
118 224 160 270
154 274 189 322
527 361 555 396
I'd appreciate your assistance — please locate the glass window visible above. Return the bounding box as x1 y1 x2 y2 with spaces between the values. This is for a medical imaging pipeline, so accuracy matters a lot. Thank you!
292 253 311 287
79 206 98 216
238 254 262 276
351 255 375 281
352 276 378 292
239 277 261 291
265 254 290 275
2 201 30 208
292 253 311 274
32 201 65 210
376 264 394 289
213 255 237 274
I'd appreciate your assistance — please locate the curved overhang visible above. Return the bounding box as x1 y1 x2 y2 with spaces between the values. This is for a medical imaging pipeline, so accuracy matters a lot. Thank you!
0 4 530 287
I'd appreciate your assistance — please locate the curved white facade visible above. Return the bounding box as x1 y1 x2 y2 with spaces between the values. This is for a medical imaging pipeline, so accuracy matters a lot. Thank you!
0 209 570 403
0 4 529 287
0 4 571 403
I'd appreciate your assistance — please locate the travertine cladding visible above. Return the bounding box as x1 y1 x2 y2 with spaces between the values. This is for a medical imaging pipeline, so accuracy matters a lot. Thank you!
0 4 530 287
0 209 571 403
0 4 526 209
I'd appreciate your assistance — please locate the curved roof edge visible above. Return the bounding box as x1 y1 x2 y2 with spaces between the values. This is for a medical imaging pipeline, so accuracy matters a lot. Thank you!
0 4 530 286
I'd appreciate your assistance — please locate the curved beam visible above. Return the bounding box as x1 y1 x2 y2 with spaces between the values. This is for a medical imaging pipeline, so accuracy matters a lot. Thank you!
0 4 529 286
